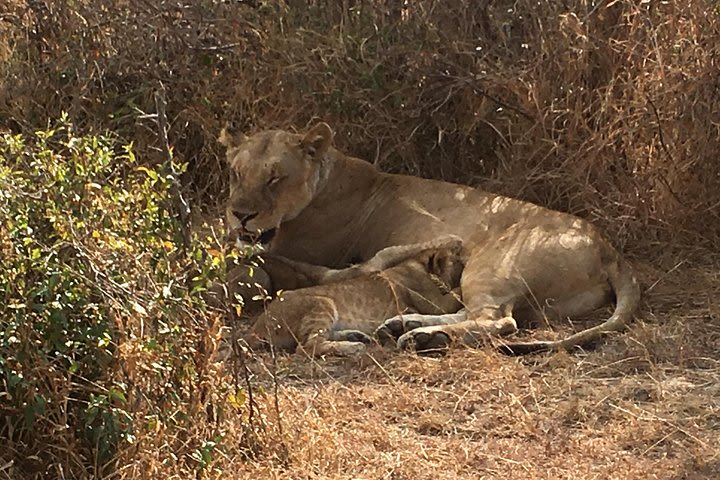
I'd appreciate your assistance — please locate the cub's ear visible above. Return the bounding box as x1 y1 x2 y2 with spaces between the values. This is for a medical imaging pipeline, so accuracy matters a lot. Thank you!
428 252 447 276
218 124 247 149
301 122 334 158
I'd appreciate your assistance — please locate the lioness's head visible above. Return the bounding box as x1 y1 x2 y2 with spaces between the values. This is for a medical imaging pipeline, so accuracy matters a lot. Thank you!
218 122 334 244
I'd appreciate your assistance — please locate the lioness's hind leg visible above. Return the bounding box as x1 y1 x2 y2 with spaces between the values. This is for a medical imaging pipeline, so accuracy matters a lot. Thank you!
374 310 468 346
397 317 518 353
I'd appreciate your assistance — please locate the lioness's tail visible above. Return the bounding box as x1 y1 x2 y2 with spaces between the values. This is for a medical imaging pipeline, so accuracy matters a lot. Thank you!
501 258 641 355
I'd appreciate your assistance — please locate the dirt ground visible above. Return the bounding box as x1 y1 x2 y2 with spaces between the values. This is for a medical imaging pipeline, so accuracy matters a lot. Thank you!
227 255 720 480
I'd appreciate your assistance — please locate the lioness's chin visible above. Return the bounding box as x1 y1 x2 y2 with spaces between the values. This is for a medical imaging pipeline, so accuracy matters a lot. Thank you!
234 228 277 251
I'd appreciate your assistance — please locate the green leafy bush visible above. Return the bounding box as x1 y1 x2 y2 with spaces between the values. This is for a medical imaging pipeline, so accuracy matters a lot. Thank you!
0 117 235 474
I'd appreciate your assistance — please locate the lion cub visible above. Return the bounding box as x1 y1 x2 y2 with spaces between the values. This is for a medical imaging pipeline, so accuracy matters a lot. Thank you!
243 240 465 356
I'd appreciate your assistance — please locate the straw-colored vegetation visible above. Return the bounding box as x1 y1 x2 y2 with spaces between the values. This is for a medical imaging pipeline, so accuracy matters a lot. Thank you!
0 1 718 478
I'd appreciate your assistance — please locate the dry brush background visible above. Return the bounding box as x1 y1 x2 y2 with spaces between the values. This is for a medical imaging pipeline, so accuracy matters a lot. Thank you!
1 0 719 479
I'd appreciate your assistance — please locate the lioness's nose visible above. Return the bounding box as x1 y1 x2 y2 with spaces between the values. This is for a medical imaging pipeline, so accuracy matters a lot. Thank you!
233 211 258 227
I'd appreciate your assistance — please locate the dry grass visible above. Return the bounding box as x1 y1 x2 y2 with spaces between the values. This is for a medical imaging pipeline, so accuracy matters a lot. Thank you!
213 257 719 480
92 258 719 480
232 355 719 479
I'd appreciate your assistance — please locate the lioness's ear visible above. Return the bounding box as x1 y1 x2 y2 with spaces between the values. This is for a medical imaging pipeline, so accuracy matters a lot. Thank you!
218 125 247 149
301 122 334 158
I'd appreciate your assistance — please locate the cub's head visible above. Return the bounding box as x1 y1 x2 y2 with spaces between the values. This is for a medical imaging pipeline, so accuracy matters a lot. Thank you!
415 239 465 290
218 122 334 245
428 244 465 291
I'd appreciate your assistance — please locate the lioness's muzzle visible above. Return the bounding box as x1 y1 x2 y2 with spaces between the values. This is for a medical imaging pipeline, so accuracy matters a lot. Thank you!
233 210 258 227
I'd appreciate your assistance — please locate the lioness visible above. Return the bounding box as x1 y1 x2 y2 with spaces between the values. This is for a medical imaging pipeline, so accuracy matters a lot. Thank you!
219 122 640 354
243 237 516 356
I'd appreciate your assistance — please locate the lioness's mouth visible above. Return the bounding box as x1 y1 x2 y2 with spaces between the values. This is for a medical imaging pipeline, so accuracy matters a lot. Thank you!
229 226 276 248
258 228 276 245
237 227 276 244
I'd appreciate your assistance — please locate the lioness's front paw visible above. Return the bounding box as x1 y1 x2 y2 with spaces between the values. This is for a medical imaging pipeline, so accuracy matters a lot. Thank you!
374 316 403 346
374 314 425 346
397 327 451 354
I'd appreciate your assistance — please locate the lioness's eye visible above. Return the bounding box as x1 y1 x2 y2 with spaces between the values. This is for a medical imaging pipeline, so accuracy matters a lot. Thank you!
267 176 281 187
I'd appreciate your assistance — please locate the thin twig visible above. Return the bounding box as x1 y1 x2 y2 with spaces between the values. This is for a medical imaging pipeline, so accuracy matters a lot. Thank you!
645 260 686 293
269 344 289 466
233 339 260 434
154 83 191 249
646 94 685 207
190 42 243 52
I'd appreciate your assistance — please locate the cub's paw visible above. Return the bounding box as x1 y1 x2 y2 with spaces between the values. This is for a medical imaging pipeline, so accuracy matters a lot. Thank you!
302 340 368 357
330 329 374 344
397 327 451 355
332 341 368 357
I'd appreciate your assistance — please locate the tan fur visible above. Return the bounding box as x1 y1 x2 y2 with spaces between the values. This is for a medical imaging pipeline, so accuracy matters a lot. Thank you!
220 123 641 354
243 240 475 356
208 234 465 317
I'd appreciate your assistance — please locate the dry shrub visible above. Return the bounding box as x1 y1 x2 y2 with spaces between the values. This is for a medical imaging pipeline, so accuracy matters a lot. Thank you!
0 122 262 478
1 0 718 251
2 1 720 478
